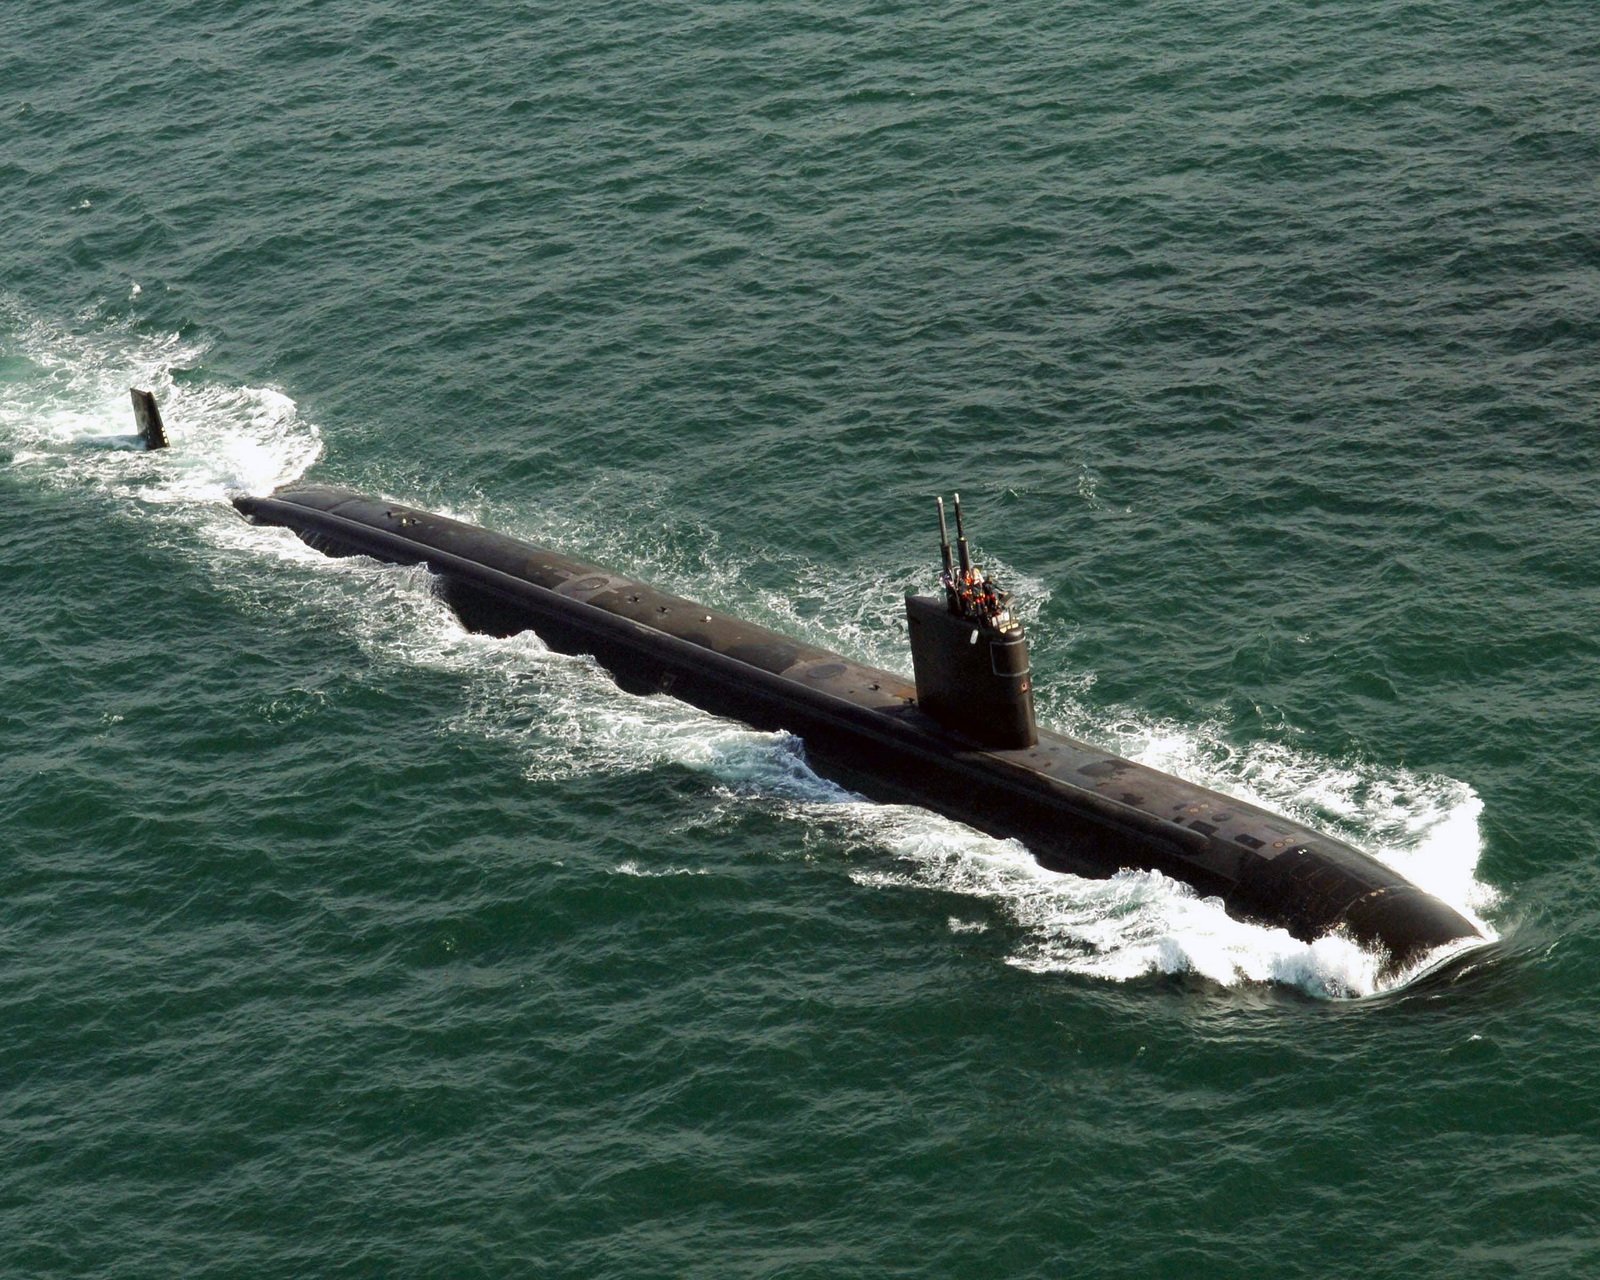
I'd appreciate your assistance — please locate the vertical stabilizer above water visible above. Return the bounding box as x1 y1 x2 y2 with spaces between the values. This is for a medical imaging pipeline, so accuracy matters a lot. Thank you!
130 387 168 450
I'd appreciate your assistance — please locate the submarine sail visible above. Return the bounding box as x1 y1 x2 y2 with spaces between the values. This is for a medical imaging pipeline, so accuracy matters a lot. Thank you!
229 477 1484 978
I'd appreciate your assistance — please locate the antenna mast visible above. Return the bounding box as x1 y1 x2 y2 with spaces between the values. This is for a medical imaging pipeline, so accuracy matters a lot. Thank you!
952 491 972 578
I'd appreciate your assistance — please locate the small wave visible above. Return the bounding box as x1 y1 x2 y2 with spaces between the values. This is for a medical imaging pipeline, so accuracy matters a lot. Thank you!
614 861 710 878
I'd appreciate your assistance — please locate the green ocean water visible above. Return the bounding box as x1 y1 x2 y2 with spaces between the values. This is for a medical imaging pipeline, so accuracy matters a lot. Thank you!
5 0 1600 1275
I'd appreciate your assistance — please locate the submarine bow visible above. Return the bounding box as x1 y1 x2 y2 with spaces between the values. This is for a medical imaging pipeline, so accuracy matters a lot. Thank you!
232 483 1483 976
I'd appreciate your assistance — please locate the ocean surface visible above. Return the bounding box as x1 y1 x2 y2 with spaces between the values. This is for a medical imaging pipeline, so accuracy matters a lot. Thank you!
4 1 1598 1275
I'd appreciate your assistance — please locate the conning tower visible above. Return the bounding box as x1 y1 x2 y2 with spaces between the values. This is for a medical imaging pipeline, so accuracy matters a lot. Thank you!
906 494 1037 749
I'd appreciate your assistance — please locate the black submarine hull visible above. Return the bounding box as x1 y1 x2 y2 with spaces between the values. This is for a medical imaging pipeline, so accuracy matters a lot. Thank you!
233 485 1484 976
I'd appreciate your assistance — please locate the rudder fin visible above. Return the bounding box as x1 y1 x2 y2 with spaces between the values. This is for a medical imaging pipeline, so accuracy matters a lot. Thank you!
130 387 168 450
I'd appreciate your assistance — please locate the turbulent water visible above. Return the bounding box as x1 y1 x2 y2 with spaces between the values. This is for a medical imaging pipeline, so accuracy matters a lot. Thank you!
5 1 1599 1275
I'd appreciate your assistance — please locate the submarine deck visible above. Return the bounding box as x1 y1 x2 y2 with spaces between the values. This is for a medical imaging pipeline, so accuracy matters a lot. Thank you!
235 484 1482 965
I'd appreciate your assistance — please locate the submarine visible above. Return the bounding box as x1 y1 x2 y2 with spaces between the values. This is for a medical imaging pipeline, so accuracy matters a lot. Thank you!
226 463 1485 977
